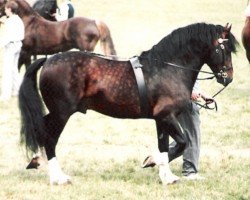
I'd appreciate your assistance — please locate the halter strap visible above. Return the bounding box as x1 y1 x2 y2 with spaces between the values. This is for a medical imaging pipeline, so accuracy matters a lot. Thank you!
130 57 150 118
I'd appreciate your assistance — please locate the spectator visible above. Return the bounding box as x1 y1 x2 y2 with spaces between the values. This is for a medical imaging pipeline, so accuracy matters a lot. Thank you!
55 0 74 21
169 81 213 180
0 1 25 101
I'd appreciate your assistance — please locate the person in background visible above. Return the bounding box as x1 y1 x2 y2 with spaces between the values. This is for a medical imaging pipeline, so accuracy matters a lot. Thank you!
32 0 58 21
169 81 213 180
55 0 74 21
0 1 25 101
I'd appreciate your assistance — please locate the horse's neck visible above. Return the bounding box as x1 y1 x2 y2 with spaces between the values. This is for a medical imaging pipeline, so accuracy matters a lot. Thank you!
16 1 34 18
165 56 203 95
141 38 206 93
20 15 32 26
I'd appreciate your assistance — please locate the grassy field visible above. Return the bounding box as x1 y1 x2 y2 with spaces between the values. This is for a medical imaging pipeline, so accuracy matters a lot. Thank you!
0 0 250 199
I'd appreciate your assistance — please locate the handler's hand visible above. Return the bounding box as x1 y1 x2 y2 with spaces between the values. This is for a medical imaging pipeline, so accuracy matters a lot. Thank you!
191 91 201 101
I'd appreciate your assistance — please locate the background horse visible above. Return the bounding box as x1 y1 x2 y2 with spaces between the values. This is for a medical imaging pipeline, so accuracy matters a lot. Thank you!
18 23 238 185
0 0 116 70
32 0 58 21
242 9 250 63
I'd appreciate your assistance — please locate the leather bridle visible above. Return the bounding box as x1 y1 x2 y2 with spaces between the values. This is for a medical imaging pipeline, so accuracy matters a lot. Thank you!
215 38 233 85
164 37 233 111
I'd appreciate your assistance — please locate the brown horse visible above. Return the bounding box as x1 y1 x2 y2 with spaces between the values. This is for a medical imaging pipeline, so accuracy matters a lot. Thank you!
18 23 238 185
0 0 116 69
242 15 250 62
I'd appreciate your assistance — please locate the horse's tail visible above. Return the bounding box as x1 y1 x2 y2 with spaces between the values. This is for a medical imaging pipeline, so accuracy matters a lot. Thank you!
18 58 47 156
95 20 117 56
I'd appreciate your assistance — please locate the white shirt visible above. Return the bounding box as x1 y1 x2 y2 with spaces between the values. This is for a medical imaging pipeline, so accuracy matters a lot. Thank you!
245 5 250 17
55 1 72 21
0 14 25 48
192 80 199 93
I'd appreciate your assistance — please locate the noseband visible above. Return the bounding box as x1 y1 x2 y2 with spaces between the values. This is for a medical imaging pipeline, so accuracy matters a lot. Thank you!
216 38 232 82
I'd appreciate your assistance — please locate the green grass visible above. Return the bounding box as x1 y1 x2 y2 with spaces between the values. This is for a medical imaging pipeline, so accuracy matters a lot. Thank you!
0 0 250 199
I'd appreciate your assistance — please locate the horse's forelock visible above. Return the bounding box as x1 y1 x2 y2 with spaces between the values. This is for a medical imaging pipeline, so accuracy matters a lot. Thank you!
210 24 239 53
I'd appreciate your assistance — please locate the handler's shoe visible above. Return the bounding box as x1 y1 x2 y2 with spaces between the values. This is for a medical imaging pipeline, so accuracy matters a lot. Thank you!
183 173 205 180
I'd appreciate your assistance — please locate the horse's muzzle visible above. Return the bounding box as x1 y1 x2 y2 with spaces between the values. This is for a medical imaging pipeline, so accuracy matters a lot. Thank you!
216 67 233 86
216 76 233 86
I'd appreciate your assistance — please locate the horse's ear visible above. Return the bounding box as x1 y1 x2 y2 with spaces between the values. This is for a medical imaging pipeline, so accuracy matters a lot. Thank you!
224 23 232 33
222 23 232 38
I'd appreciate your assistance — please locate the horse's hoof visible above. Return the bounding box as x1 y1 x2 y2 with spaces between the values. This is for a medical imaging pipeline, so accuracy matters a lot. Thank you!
51 179 72 186
26 156 40 169
141 155 156 168
26 155 47 169
161 175 180 185
50 174 72 186
62 180 72 185
167 178 180 185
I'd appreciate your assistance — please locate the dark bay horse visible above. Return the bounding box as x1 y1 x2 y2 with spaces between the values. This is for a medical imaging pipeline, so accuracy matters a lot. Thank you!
18 23 238 185
0 0 116 70
32 0 58 21
242 12 250 62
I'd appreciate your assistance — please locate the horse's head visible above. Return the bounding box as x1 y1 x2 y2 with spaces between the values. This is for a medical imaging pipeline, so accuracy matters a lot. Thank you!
32 0 58 21
0 0 7 18
205 23 238 86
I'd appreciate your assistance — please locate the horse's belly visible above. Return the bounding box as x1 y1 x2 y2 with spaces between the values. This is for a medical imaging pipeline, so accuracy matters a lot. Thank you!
87 99 142 119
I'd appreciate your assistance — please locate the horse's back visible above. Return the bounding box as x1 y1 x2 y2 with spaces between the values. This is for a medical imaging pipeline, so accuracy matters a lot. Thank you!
40 51 141 118
67 17 98 31
41 51 131 90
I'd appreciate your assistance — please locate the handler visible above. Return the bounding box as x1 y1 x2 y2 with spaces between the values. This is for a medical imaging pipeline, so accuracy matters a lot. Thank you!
169 81 213 180
55 0 74 21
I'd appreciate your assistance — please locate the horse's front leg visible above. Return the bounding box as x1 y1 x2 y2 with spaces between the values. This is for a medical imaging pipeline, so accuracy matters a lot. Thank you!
168 119 187 162
142 119 180 184
156 120 181 184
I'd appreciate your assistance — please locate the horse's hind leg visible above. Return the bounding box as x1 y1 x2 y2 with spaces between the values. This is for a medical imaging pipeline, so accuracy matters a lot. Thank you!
43 112 72 185
18 51 31 71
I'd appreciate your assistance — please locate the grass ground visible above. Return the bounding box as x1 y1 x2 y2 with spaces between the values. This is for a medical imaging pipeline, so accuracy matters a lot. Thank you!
0 0 249 199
